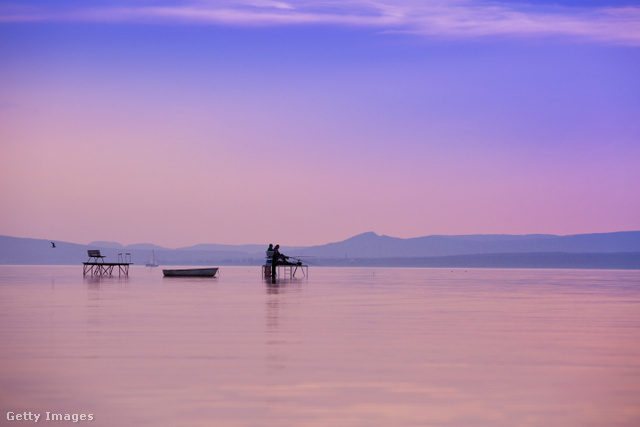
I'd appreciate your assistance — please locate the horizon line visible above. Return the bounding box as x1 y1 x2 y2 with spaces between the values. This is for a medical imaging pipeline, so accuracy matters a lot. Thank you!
2 230 640 250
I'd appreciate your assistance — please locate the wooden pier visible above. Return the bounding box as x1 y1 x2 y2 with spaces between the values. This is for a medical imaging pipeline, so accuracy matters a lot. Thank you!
262 248 308 279
83 250 131 277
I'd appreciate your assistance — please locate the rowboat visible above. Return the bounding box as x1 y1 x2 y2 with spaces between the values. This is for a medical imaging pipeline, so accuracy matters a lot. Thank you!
162 268 218 277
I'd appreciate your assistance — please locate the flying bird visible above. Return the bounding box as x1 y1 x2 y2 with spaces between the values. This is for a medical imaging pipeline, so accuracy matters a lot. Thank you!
51 242 56 248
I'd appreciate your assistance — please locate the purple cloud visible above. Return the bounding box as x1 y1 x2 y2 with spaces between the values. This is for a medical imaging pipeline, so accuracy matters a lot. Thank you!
2 1 640 44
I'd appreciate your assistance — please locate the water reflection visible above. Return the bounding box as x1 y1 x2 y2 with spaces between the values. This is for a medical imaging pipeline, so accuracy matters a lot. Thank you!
1 266 639 426
265 279 303 374
266 294 286 372
83 275 129 286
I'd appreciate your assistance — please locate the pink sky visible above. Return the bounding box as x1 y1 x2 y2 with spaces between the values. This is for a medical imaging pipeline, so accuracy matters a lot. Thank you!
1 0 639 247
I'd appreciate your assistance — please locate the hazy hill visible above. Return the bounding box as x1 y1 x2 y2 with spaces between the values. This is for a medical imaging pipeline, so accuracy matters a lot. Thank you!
293 231 640 258
0 238 268 266
178 243 300 253
88 241 125 249
0 236 91 265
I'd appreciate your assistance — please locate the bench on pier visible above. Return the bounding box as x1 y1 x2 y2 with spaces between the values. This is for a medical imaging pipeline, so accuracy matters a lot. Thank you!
87 250 105 263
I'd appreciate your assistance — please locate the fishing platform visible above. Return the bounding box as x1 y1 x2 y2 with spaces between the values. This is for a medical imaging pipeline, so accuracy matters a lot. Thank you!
262 247 308 279
83 250 132 277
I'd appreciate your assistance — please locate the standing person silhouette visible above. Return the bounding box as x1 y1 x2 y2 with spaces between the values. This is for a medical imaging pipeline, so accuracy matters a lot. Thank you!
271 245 281 281
265 244 274 278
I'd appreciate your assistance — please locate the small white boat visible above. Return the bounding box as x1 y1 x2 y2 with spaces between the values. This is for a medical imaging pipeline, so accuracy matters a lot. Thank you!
146 250 159 267
163 268 218 277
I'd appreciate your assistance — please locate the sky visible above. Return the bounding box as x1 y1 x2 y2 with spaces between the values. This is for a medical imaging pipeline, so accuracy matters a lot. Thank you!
1 0 639 248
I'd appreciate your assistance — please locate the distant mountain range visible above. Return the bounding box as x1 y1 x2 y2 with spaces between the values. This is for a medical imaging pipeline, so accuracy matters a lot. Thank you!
1 231 639 269
298 231 640 258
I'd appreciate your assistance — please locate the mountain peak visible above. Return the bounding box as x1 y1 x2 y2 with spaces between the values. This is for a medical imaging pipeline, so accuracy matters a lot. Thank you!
355 231 379 238
344 231 380 242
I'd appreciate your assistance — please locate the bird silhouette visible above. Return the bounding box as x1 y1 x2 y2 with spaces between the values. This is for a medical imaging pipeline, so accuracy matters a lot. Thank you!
51 242 56 248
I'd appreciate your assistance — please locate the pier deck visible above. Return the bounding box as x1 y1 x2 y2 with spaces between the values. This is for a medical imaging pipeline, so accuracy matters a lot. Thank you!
262 263 308 279
83 262 131 277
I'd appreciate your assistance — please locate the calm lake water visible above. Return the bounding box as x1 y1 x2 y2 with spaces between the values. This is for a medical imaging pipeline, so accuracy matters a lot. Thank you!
1 265 639 426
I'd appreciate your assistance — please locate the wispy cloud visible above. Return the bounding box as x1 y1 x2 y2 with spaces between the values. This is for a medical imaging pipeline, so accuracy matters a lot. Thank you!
2 0 639 44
